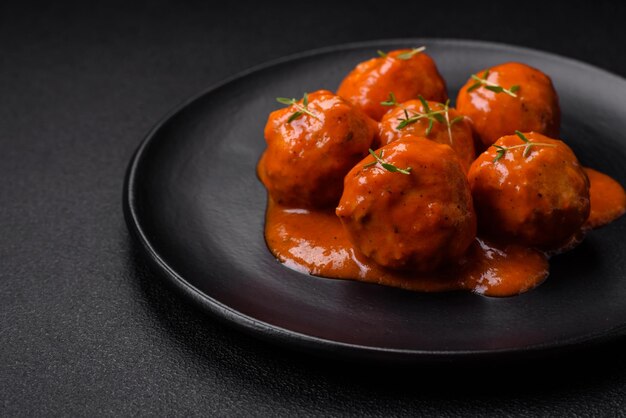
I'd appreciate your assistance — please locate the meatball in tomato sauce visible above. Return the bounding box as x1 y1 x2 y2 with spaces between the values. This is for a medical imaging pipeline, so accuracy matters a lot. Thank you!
468 132 589 250
456 62 560 150
337 48 448 121
260 90 377 208
336 137 476 272
378 98 475 172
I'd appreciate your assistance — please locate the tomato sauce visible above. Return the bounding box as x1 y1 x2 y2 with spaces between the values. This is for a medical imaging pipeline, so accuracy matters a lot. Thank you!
585 168 626 229
259 158 626 297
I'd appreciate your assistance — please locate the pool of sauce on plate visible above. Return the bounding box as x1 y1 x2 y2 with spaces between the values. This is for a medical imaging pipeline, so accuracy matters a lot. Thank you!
259 158 626 297
584 168 626 229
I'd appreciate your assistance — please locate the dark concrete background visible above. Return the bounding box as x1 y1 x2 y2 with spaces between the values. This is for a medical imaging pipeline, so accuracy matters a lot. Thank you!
2 1 626 415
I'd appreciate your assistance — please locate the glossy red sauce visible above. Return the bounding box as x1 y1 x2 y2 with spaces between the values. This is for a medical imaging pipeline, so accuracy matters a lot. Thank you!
264 198 549 296
259 157 626 297
585 167 626 229
456 62 560 150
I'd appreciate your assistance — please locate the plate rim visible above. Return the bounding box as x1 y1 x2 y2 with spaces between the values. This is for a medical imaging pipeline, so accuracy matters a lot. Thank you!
123 38 626 362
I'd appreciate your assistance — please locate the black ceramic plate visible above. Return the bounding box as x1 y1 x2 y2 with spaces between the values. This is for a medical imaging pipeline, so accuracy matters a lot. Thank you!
124 39 626 363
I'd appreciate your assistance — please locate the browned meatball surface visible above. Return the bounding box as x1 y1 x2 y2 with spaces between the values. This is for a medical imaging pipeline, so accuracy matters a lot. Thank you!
260 90 377 208
468 132 590 250
336 48 448 121
456 62 560 150
336 137 476 272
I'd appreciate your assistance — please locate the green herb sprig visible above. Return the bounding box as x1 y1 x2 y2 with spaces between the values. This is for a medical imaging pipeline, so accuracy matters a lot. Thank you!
276 93 320 123
442 100 464 145
376 46 425 60
492 131 557 162
380 91 399 106
380 93 464 143
396 46 426 60
467 70 520 97
400 96 445 133
363 149 412 175
380 93 444 132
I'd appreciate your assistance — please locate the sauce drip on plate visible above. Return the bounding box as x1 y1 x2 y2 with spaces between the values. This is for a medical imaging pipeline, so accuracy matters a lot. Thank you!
585 168 626 229
260 158 625 297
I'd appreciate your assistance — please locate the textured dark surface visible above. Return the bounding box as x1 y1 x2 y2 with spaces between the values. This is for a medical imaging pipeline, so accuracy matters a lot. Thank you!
2 1 626 416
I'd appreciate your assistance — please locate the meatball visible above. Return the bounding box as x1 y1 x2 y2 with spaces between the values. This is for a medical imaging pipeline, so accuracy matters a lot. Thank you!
260 90 377 208
378 99 475 171
336 137 476 272
336 48 448 121
456 62 560 150
468 132 590 250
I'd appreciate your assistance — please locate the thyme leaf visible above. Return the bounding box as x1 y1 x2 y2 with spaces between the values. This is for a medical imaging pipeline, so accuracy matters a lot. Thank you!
381 94 463 144
394 95 447 133
491 131 557 162
442 99 464 145
275 92 320 123
364 149 412 175
380 92 398 107
467 69 519 97
396 46 426 60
